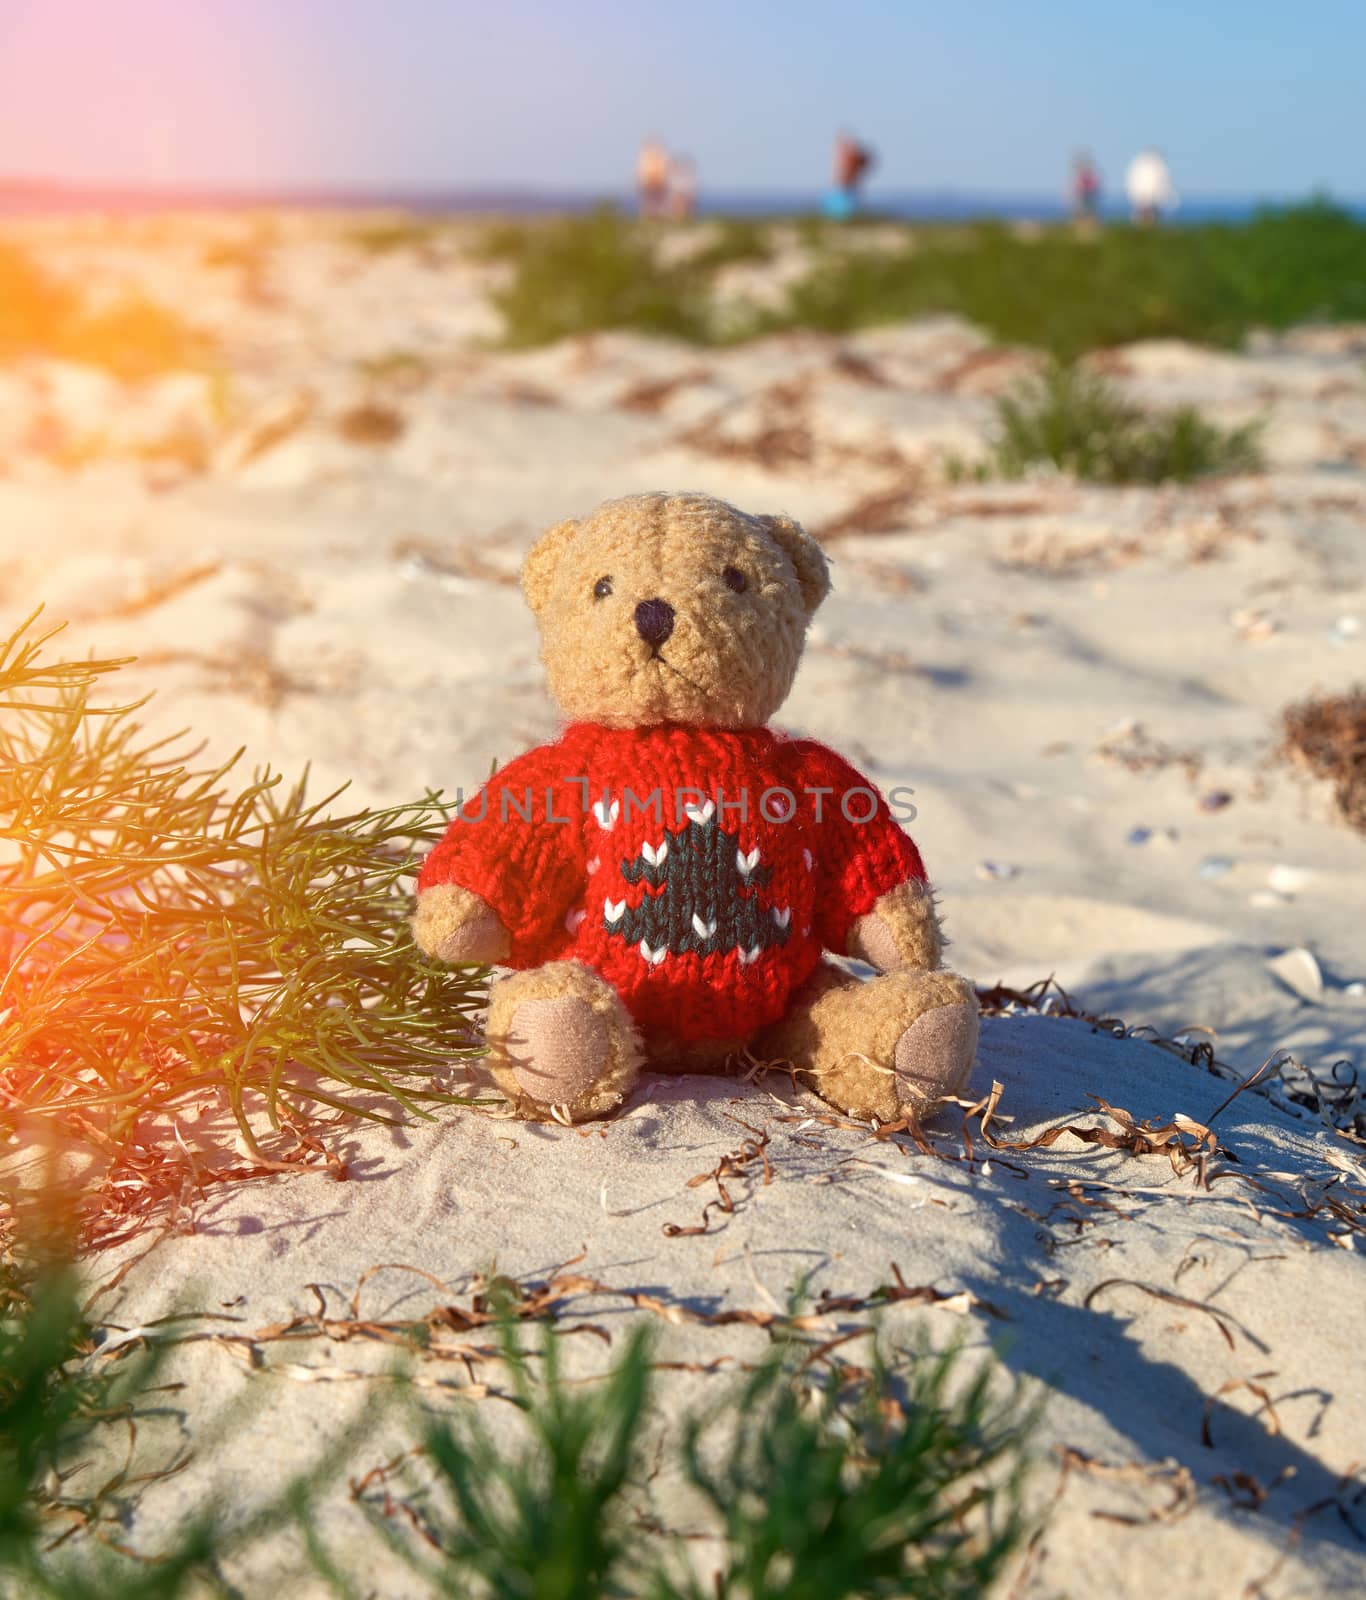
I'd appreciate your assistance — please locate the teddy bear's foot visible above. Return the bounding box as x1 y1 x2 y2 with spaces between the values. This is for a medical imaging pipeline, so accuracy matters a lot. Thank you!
891 998 979 1115
757 962 978 1123
486 961 642 1123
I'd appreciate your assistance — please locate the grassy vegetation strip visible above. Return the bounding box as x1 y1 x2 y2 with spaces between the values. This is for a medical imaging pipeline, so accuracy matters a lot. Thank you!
480 202 1366 358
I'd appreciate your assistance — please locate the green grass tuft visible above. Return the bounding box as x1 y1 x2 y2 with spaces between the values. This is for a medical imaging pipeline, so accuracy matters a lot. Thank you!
670 1335 1031 1600
480 207 715 347
362 1314 654 1599
344 1311 1033 1599
957 363 1263 485
0 1247 379 1597
0 1261 213 1598
0 612 488 1234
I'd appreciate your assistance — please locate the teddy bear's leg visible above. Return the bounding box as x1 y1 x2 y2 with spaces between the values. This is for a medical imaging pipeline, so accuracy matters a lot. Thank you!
756 961 979 1123
486 961 642 1123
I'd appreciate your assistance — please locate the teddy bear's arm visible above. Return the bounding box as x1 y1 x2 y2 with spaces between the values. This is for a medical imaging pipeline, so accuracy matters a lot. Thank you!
412 883 511 965
414 738 587 965
787 738 934 964
847 879 943 972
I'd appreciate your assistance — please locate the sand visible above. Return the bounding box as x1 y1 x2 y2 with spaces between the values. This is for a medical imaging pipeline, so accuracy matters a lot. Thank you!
2 213 1365 1594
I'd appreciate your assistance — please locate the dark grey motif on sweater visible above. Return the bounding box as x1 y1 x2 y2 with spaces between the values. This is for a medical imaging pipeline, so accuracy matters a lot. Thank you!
603 814 790 961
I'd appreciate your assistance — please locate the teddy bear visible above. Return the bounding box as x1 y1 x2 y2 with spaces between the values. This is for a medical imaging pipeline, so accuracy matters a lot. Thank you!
413 491 978 1124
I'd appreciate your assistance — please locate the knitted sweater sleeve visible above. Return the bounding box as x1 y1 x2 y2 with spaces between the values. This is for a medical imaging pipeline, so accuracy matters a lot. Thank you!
788 739 926 955
417 740 586 961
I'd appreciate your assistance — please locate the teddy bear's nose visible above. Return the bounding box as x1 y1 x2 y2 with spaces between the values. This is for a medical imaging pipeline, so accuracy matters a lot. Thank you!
634 598 675 647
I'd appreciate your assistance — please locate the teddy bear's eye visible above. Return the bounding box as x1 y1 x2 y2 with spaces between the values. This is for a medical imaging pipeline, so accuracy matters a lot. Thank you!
593 576 613 600
723 566 747 594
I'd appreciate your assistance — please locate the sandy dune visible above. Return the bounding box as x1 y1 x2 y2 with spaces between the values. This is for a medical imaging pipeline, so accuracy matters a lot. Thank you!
3 215 1365 1592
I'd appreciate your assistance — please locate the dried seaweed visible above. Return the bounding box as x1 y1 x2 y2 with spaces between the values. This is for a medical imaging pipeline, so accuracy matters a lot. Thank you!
88 562 224 624
615 368 714 415
1201 1374 1284 1448
83 1117 349 1251
679 415 817 470
1280 687 1366 832
815 481 920 541
137 1256 1009 1395
815 1262 1009 1322
975 1079 1221 1177
663 1118 773 1237
1093 720 1204 782
1081 1278 1260 1352
392 536 521 588
1243 1463 1366 1596
1057 1445 1196 1526
336 402 405 446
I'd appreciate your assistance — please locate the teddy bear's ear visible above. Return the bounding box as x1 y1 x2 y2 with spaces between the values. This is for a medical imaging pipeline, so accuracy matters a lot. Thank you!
521 517 580 615
760 512 831 618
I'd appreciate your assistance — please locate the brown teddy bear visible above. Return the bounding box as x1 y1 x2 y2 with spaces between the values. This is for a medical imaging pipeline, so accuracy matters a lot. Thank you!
414 491 978 1123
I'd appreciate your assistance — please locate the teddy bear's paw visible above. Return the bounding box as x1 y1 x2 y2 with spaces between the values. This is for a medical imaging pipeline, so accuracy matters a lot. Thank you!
848 879 944 974
486 961 642 1124
505 997 613 1110
892 1001 979 1114
412 884 510 965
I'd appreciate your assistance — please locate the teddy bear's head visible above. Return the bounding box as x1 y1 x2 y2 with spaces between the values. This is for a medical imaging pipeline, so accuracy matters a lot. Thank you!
520 492 830 729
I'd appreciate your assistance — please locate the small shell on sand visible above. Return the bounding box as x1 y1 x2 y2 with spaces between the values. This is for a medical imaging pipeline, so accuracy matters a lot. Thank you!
1266 945 1324 1001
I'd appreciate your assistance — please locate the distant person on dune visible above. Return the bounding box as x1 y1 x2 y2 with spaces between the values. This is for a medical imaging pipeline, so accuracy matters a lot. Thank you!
1071 150 1102 223
826 130 875 220
636 137 669 219
1125 149 1177 225
668 155 698 221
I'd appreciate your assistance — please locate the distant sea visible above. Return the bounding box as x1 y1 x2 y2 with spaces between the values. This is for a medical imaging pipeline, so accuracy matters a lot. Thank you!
2 180 1363 225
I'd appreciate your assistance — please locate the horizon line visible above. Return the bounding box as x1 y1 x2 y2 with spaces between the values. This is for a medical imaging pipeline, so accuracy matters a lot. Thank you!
2 174 1361 209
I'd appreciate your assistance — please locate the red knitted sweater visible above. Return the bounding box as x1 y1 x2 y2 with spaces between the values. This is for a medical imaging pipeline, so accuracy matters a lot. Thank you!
418 723 925 1042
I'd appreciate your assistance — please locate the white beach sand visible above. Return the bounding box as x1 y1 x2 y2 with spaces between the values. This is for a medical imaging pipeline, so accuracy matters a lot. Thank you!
3 214 1365 1594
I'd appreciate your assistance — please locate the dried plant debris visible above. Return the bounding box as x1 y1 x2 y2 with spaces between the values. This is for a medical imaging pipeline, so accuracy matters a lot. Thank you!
615 367 715 415
75 561 224 624
663 1118 773 1237
974 1080 1221 1179
975 975 1365 1148
105 1256 1007 1388
678 378 903 477
336 401 406 446
134 641 360 708
679 412 818 470
392 535 522 588
8 1227 1036 1594
815 480 921 541
1056 1446 1197 1526
336 1307 1031 1600
998 527 1145 577
1093 719 1204 781
1280 687 1366 832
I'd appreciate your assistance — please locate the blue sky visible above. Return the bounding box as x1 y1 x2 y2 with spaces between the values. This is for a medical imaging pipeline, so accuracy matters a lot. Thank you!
1 0 1361 197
